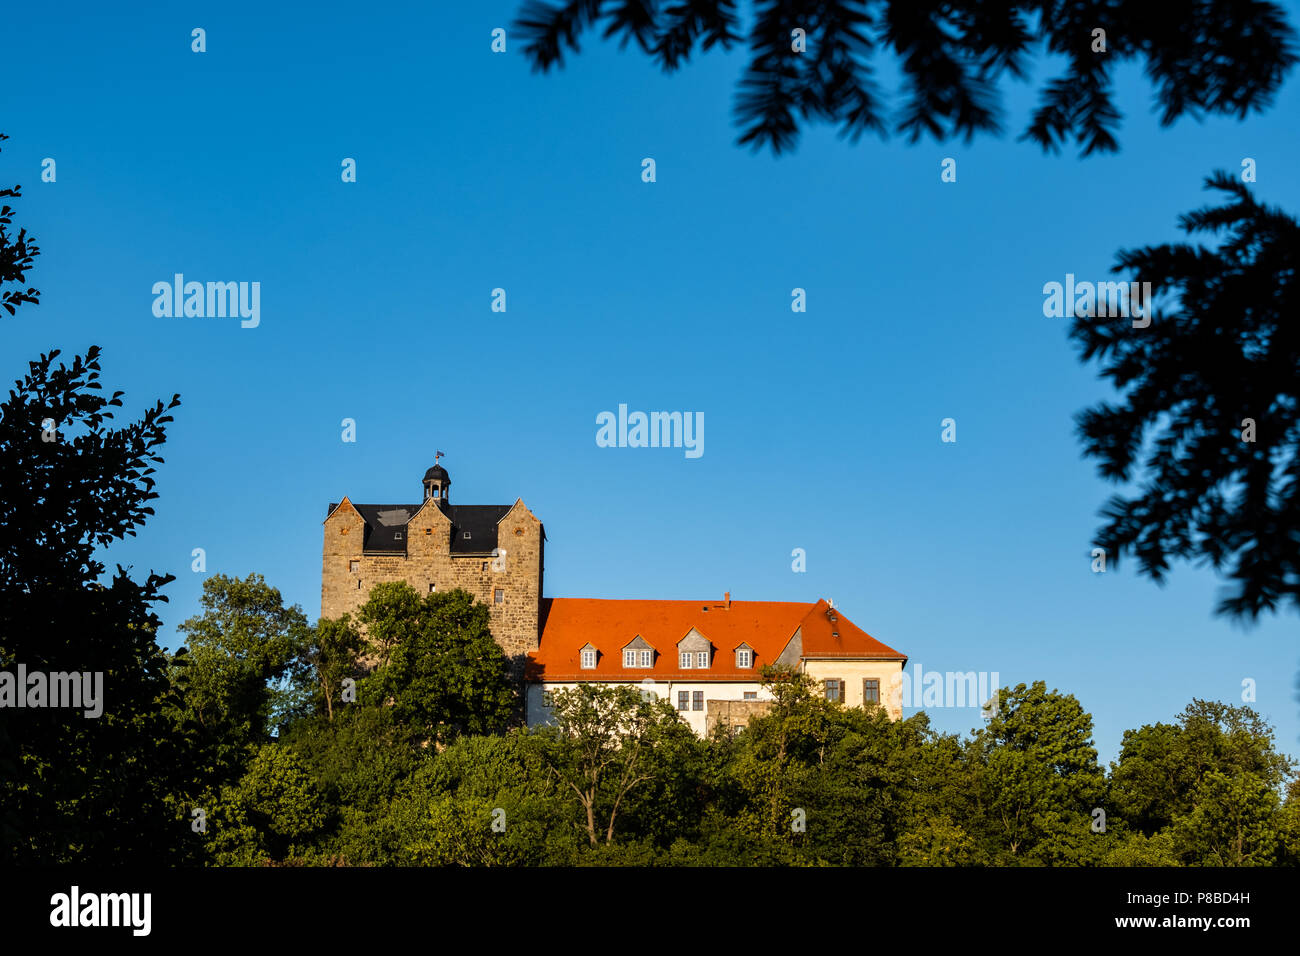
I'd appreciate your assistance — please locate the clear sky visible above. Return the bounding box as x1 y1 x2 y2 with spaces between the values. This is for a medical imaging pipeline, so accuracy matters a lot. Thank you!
4 1 1298 764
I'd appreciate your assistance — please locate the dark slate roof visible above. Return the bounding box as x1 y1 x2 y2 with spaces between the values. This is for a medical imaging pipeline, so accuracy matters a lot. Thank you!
328 502 512 555
447 505 514 553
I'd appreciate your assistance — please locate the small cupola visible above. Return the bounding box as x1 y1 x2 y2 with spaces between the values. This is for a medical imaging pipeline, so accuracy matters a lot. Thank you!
423 453 450 509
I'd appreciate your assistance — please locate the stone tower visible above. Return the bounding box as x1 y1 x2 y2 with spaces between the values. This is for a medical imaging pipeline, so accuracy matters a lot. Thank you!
321 458 545 661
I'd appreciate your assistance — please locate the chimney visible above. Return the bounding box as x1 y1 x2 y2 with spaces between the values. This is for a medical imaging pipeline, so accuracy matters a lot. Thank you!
724 591 731 610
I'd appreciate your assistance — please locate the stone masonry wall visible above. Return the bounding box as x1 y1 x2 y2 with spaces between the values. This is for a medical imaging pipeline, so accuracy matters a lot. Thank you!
704 698 774 735
321 497 544 661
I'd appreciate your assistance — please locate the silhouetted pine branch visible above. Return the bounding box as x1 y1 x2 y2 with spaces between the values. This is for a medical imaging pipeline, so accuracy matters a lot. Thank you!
1071 172 1300 620
514 0 1297 155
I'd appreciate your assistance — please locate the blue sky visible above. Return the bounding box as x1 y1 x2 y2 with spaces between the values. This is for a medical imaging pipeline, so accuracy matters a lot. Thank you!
4 1 1298 764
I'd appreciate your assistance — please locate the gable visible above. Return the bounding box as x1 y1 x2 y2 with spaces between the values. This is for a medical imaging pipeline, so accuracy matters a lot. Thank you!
798 601 907 661
677 628 712 653
328 501 514 554
775 628 802 667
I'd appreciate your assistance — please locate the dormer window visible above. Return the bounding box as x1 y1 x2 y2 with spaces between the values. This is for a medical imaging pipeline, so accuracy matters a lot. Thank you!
677 628 712 671
736 646 753 668
621 636 656 668
580 645 597 669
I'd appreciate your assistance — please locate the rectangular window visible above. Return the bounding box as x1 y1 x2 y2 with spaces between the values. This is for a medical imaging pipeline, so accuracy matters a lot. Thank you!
428 583 436 594
679 652 692 669
677 691 689 711
394 532 402 540
743 691 757 700
638 650 652 667
349 560 360 573
542 691 553 708
692 691 704 712
623 649 636 667
863 679 880 705
736 648 752 668
581 649 596 669
494 589 504 604
825 679 842 703
696 651 708 668
463 531 472 539
481 561 489 571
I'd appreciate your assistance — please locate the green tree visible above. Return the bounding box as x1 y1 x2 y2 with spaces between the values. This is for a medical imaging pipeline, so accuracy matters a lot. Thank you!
385 732 581 865
1276 778 1300 866
357 579 422 669
0 346 189 862
1107 699 1293 865
1102 830 1181 867
300 614 362 722
276 705 421 864
173 573 311 780
359 584 516 744
715 666 843 860
713 669 982 866
897 815 978 866
203 744 328 865
1167 769 1282 866
0 131 197 864
972 681 1108 864
542 682 692 846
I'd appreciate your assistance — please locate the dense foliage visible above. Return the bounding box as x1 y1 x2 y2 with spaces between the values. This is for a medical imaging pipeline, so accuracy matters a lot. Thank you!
175 615 1300 866
1071 173 1300 620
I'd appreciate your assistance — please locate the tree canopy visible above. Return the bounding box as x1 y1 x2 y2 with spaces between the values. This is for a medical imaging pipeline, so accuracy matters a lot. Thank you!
1072 173 1300 619
0 136 191 859
513 0 1297 155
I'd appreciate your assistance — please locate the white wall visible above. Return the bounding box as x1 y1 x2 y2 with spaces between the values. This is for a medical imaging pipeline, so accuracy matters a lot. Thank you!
527 680 773 736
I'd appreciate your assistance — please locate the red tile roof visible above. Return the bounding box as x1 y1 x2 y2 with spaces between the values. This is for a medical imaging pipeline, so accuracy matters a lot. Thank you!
526 597 905 682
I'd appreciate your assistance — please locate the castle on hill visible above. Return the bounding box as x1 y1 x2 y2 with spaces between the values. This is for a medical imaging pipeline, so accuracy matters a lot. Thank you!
322 458 907 734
